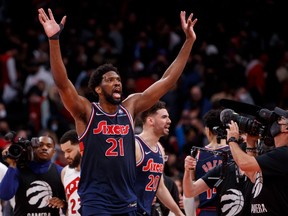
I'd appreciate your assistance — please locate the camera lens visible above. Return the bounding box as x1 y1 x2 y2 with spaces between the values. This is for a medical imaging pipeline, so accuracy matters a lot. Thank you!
8 144 23 159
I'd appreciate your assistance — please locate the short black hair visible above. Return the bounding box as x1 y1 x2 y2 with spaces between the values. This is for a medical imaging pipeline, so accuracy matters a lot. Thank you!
140 101 166 123
38 129 57 146
59 129 79 145
88 63 120 97
38 135 56 147
203 109 223 133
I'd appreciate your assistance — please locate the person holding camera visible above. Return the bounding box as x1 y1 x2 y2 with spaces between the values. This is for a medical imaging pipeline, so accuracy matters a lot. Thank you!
226 106 288 215
183 133 255 216
0 134 66 216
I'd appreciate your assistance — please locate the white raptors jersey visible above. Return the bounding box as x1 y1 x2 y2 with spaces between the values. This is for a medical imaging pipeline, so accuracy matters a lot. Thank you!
63 167 81 216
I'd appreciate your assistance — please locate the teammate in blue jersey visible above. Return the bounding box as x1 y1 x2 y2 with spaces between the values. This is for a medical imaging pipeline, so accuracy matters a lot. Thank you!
135 101 184 216
38 8 197 215
186 109 230 216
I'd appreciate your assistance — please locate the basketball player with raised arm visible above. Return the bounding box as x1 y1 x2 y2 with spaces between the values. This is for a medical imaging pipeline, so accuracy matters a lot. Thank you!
38 8 197 215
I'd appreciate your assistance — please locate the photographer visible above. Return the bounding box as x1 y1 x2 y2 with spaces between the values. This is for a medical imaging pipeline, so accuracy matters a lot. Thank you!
183 133 255 216
0 134 66 216
226 107 288 215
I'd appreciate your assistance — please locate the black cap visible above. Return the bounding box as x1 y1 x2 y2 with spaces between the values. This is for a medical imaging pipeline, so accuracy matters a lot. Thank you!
273 107 288 118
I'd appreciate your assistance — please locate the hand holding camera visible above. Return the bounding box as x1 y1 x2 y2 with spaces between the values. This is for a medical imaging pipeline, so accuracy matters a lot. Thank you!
2 146 17 168
3 131 40 168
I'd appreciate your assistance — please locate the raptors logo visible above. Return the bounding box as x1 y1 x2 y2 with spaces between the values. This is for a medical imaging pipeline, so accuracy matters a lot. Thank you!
251 172 268 214
252 171 263 198
220 189 244 216
26 180 53 208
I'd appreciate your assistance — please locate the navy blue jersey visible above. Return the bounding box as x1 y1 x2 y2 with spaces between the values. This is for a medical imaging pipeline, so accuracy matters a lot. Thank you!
78 103 137 214
195 145 230 212
135 135 164 215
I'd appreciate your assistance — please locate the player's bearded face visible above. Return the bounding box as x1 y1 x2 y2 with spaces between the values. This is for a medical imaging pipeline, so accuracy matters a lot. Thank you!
69 151 81 168
103 88 122 105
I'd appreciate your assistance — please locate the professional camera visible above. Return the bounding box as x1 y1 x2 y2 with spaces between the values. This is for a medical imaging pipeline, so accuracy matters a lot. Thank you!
3 131 40 166
219 99 281 146
220 109 267 136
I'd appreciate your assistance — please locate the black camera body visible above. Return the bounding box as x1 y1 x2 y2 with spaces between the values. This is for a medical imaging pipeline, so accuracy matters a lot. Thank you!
220 104 279 147
4 131 40 166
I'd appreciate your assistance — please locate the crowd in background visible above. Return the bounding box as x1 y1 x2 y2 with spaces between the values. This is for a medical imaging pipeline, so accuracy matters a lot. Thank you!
1 0 288 179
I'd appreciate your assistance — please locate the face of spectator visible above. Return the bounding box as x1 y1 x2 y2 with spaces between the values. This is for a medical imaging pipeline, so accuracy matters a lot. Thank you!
190 86 202 101
174 179 183 194
0 103 7 119
0 120 10 136
33 136 55 162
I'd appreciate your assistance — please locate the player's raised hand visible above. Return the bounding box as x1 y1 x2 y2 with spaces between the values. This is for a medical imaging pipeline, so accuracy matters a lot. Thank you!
180 11 197 42
38 8 66 39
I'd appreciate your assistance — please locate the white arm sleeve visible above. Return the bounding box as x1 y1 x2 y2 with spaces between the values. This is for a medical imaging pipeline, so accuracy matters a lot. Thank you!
183 195 199 216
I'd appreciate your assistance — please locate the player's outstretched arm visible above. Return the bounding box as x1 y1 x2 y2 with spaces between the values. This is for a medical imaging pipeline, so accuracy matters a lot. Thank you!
124 11 197 117
38 8 91 127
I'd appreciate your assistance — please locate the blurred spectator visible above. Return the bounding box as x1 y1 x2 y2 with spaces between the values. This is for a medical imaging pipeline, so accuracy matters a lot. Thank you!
41 86 74 138
0 119 10 138
133 31 155 66
170 175 199 216
0 103 7 120
0 45 19 104
183 85 212 119
32 40 49 66
108 19 124 55
147 49 170 79
161 82 183 130
168 176 187 216
23 60 54 97
245 52 269 106
233 86 255 105
26 80 46 135
175 107 206 157
180 54 204 95
275 50 288 107
15 128 30 140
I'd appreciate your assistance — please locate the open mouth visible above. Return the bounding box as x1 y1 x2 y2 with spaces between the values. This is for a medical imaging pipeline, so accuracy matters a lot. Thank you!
113 89 121 99
113 92 121 99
